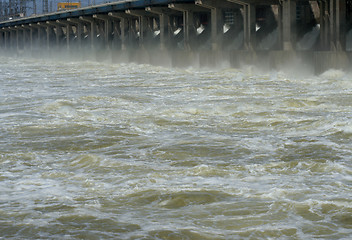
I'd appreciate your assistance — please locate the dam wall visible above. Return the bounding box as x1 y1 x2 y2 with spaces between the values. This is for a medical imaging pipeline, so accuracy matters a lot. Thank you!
0 0 351 73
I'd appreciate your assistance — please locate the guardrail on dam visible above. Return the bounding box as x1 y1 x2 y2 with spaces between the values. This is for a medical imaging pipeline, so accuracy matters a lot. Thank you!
0 0 351 72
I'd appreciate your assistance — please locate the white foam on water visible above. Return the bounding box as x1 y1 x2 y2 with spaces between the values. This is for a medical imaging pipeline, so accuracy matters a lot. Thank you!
320 69 346 79
1 57 352 239
297 25 320 50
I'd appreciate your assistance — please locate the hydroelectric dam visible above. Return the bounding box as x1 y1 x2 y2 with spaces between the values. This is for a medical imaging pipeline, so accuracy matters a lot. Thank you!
0 0 351 72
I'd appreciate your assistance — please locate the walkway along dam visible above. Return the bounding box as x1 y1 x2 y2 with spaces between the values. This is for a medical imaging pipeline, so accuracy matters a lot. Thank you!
1 0 352 73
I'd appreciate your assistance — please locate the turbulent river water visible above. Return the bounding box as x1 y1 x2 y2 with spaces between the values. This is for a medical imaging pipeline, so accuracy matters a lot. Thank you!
0 56 352 239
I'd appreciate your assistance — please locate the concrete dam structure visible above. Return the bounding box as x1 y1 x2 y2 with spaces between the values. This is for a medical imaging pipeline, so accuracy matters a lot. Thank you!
0 0 351 72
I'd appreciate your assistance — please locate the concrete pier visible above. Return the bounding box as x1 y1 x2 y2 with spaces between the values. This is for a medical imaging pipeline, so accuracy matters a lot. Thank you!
282 0 296 51
0 0 351 73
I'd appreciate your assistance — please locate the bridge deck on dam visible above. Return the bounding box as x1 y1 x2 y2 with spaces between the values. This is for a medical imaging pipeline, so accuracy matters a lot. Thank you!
0 0 194 27
1 0 352 73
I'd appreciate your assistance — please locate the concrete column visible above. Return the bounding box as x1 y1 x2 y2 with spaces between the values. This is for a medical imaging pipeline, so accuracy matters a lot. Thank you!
66 24 72 50
140 15 148 47
3 30 9 50
277 2 283 50
6 29 11 50
46 21 63 49
29 26 34 51
112 18 121 49
67 18 84 50
19 27 27 52
211 8 223 51
109 12 132 50
21 25 31 52
57 20 75 51
76 22 83 49
9 28 15 50
53 25 62 48
105 18 112 50
3 30 8 50
37 25 44 49
195 0 232 51
29 24 43 50
4 30 8 50
336 0 346 51
159 13 169 50
5 29 10 51
329 0 336 50
90 18 97 50
146 7 176 51
15 27 20 52
0 31 5 50
282 0 296 50
330 0 346 51
125 10 156 48
56 25 64 48
169 4 201 50
1 30 4 50
0 31 3 49
22 28 26 52
184 10 194 50
139 16 149 46
79 16 97 51
93 14 113 50
45 26 50 50
8 30 13 51
130 19 138 46
34 23 54 54
23 28 28 51
243 3 256 50
320 0 329 50
120 18 127 50
37 22 52 51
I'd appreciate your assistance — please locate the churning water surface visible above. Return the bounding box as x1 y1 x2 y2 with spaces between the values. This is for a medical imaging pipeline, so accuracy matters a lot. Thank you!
0 57 352 239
